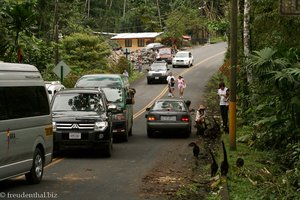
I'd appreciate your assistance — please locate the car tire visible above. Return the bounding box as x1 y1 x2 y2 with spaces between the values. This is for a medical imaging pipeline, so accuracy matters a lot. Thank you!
147 79 151 84
183 128 191 138
172 65 176 68
25 148 44 184
103 138 113 157
122 131 129 142
147 128 154 138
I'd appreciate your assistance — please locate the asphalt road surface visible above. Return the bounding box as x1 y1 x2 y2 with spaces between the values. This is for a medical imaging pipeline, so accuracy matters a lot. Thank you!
0 42 227 200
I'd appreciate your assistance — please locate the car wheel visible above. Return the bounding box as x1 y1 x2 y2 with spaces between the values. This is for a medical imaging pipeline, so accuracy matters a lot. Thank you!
147 128 154 138
147 79 151 84
172 65 176 68
25 148 44 184
122 131 129 142
183 128 191 138
103 138 113 157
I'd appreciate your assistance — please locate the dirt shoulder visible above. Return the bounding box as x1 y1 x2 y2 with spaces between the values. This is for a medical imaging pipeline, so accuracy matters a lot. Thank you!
139 132 222 200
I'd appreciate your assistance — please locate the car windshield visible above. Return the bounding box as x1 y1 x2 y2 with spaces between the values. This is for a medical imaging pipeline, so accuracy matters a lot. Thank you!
175 52 189 58
102 87 123 103
52 93 105 112
150 63 167 70
152 101 187 112
159 48 171 54
76 76 123 88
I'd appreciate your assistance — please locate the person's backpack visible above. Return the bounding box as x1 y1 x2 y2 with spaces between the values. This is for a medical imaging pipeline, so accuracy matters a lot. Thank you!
170 77 175 85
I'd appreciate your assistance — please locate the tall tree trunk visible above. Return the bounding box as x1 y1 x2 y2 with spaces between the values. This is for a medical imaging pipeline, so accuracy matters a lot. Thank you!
123 0 126 17
243 0 250 56
243 0 252 82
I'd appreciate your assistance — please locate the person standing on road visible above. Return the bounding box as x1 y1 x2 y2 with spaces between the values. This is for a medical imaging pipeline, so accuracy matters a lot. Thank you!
166 72 176 97
217 82 229 131
177 75 186 98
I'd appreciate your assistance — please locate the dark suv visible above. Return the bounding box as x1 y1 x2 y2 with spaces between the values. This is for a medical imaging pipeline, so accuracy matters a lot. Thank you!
146 60 169 84
51 88 115 157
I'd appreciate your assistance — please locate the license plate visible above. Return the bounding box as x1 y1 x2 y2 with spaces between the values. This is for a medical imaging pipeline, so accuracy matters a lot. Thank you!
69 132 81 139
155 77 159 79
161 116 176 121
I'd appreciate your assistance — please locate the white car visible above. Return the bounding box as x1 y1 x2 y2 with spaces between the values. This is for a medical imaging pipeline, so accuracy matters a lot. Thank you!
45 81 65 101
172 51 194 68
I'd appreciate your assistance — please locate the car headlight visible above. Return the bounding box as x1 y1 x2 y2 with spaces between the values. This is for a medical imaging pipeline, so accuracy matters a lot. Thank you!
94 121 108 131
52 122 57 131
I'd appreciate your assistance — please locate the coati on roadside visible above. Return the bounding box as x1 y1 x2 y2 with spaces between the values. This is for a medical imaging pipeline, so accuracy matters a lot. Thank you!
188 142 200 158
236 157 244 168
209 148 219 177
221 141 229 176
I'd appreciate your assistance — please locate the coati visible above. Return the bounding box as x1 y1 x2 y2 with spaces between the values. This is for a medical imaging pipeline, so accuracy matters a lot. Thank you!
188 142 200 158
209 148 219 177
220 141 229 176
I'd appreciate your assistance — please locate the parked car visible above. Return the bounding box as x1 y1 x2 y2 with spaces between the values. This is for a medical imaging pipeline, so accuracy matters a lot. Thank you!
146 60 169 84
45 81 65 101
51 88 116 157
172 51 194 68
145 99 192 138
0 62 52 184
74 74 135 142
157 47 174 64
146 42 164 50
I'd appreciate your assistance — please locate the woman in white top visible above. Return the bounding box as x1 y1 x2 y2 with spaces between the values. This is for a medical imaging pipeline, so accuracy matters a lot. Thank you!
218 82 229 129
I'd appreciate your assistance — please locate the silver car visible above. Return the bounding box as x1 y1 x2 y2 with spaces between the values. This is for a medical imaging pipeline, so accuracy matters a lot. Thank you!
146 60 169 84
145 99 192 138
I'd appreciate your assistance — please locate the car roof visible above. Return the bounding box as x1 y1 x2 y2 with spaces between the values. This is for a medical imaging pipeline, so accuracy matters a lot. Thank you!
156 98 185 103
56 88 103 94
79 74 125 78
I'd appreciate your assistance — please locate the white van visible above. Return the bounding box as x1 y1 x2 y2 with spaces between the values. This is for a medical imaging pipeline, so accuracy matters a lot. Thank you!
45 81 65 101
0 62 53 184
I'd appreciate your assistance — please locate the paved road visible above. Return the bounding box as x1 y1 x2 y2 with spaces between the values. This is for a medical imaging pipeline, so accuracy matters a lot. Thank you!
0 42 227 200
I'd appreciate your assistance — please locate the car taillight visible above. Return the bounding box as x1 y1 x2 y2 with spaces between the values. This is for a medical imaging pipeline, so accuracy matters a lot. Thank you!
148 116 156 121
181 117 189 122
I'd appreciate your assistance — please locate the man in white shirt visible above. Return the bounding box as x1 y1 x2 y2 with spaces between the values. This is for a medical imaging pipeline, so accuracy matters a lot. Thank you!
166 72 176 97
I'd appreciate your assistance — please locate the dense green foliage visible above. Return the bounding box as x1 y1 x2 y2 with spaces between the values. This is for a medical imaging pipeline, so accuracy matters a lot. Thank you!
225 0 300 198
0 0 226 83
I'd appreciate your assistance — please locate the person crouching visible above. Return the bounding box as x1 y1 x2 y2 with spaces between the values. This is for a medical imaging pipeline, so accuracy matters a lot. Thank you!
195 105 207 135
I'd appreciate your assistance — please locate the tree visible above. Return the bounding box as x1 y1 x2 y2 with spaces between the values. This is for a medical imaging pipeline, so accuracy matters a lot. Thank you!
60 33 111 74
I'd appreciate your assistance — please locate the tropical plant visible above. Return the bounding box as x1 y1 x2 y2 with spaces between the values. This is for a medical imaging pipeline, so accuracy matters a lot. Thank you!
60 32 111 75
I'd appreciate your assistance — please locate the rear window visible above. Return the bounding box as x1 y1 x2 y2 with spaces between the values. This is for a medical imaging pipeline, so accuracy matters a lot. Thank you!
0 86 50 120
153 101 187 112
